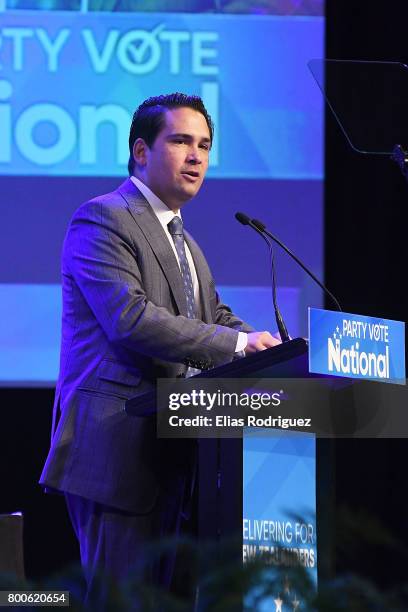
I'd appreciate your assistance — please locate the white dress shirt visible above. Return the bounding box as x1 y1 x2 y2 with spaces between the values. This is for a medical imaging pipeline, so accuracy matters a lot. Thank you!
130 176 247 354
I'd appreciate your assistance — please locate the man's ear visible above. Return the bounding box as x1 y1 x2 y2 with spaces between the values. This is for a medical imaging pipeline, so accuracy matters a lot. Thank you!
133 138 148 167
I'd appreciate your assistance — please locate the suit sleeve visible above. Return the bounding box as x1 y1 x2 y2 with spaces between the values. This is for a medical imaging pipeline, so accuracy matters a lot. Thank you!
64 199 239 367
213 291 255 333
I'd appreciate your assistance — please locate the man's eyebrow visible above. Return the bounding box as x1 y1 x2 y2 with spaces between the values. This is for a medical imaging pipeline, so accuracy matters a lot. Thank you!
167 133 211 142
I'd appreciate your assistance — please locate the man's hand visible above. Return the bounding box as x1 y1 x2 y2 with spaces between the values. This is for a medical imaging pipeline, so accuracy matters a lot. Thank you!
244 331 281 355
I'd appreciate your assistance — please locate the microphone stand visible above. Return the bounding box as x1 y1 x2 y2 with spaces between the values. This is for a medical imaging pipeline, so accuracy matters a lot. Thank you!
235 213 290 342
251 218 342 312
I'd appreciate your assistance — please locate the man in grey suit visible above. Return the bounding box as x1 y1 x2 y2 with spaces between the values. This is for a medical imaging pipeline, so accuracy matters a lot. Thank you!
40 93 279 599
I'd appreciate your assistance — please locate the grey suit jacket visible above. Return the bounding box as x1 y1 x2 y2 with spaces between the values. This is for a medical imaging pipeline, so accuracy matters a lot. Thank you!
40 178 253 513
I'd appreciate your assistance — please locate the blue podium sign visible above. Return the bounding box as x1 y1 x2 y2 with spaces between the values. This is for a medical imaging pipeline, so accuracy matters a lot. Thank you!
243 430 317 609
308 308 405 385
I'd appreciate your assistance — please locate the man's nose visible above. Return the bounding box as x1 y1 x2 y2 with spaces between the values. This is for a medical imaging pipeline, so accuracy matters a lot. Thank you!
186 147 202 164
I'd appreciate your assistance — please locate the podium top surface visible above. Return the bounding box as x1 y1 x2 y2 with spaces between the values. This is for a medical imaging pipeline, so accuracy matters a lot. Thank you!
125 338 309 416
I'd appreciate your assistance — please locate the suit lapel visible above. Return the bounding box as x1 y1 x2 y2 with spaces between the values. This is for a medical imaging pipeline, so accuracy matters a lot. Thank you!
117 179 189 317
184 232 213 324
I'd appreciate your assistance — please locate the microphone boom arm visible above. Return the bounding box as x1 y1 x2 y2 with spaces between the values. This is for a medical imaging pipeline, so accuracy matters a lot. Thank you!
251 218 342 312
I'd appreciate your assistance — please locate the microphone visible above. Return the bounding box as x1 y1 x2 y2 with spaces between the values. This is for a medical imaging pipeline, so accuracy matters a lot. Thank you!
235 212 252 226
235 212 291 343
250 217 342 311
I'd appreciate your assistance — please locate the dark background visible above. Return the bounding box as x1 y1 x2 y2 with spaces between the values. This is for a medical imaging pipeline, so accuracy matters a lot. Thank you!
1 0 408 589
326 0 408 588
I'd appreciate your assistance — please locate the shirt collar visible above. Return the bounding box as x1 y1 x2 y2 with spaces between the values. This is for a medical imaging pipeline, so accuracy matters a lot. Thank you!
130 176 181 230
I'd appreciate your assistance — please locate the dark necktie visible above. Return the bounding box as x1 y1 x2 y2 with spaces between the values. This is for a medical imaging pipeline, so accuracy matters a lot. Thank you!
167 216 196 319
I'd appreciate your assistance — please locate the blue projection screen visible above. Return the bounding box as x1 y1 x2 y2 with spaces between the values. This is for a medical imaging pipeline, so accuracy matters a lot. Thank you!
0 9 324 384
0 13 322 179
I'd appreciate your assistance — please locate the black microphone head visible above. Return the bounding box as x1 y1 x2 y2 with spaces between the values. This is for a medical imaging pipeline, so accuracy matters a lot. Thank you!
251 218 266 231
235 212 251 225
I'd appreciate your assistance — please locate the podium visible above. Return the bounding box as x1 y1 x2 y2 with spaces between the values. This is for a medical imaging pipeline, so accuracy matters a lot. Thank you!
126 312 406 598
126 338 331 584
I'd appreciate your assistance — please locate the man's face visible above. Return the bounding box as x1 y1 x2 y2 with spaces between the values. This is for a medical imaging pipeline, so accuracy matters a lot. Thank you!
134 107 211 211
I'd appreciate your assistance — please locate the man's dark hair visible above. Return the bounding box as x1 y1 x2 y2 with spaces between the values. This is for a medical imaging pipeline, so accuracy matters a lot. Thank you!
128 93 214 175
